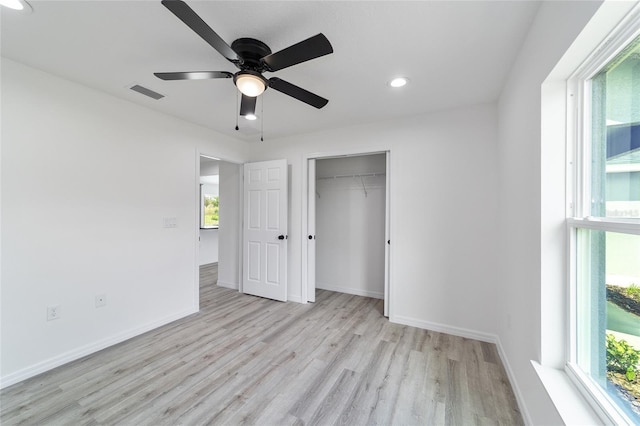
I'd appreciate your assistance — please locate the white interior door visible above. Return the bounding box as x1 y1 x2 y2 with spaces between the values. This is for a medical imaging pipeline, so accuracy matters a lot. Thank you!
307 159 316 302
384 152 390 317
243 159 288 302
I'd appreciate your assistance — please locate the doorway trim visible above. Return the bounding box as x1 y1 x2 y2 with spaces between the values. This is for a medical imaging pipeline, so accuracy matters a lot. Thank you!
301 147 392 315
195 150 244 310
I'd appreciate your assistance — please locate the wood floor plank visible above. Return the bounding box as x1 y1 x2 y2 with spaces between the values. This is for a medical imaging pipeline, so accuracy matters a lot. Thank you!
308 368 360 426
390 349 431 425
366 326 414 425
288 332 363 421
249 358 326 425
0 264 523 426
334 340 396 424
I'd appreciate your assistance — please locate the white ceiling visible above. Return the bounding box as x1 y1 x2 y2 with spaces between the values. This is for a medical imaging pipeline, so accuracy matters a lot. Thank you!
1 1 541 142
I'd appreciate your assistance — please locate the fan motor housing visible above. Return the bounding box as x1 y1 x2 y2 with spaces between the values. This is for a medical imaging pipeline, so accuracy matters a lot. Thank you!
231 38 272 72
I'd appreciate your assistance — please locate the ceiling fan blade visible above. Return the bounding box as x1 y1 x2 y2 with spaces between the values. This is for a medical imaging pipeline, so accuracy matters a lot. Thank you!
161 0 240 63
154 71 233 80
261 33 333 72
268 77 328 109
240 95 257 116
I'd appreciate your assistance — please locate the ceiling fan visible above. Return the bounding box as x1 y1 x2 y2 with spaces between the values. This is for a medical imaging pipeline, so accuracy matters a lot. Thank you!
154 0 334 119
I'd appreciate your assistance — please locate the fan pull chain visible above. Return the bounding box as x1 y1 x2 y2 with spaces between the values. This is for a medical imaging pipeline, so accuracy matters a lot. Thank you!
235 91 239 131
260 95 264 142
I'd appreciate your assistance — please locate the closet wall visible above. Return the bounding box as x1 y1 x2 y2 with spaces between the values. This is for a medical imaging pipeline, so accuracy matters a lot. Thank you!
217 161 242 290
316 154 386 298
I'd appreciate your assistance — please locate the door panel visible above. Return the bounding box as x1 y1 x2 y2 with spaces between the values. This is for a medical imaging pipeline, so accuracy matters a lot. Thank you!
248 242 261 281
248 190 261 228
243 159 288 301
307 159 316 302
266 190 280 229
266 243 280 284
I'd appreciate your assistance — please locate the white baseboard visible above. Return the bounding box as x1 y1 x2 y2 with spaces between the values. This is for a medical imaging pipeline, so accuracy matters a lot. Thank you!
0 307 197 390
496 337 533 426
316 282 384 299
391 315 498 343
216 280 238 290
390 314 531 425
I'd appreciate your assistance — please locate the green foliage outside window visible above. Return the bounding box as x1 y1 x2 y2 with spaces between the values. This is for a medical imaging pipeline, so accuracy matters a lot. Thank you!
606 333 640 382
204 195 219 227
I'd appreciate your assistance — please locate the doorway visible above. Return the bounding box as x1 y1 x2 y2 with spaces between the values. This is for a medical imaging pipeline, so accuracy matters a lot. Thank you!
197 155 243 308
306 151 390 315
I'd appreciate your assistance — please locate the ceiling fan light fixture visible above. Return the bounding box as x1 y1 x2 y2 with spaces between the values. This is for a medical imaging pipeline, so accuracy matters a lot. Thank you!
234 72 267 97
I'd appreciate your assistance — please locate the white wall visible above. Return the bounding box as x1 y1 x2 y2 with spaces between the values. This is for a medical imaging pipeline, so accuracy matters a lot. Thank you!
315 154 386 299
250 103 500 337
496 1 603 424
198 229 218 265
200 160 219 176
0 59 249 386
217 161 241 289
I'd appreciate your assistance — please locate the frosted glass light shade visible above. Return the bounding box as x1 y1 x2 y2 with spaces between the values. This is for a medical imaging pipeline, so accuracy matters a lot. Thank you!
0 0 24 9
235 74 266 97
0 0 32 12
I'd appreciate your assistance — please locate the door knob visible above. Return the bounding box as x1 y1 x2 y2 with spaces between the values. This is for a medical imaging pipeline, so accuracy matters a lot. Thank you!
278 235 285 240
308 235 313 240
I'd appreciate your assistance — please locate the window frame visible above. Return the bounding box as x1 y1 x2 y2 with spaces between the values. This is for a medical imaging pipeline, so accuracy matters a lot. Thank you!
565 17 640 425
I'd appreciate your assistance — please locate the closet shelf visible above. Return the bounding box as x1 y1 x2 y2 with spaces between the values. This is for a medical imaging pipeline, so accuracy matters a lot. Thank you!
316 172 385 197
316 172 385 180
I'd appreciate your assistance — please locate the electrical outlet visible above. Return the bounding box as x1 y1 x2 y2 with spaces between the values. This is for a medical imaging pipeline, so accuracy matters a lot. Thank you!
47 305 60 321
95 294 107 308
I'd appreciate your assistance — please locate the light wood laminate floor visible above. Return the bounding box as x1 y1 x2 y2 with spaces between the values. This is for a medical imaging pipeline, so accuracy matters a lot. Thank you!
1 263 523 425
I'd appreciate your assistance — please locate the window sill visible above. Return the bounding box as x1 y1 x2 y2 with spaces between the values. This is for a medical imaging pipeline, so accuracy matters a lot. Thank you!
200 227 219 230
532 361 603 425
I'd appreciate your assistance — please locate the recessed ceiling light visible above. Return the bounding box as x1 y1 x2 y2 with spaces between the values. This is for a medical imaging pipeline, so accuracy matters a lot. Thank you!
389 77 408 88
0 0 32 12
244 114 258 121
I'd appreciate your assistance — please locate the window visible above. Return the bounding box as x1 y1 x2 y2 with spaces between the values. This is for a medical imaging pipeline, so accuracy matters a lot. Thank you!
568 30 640 423
200 185 219 229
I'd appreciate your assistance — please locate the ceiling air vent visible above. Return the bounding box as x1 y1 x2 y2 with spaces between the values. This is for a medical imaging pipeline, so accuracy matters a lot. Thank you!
130 84 164 100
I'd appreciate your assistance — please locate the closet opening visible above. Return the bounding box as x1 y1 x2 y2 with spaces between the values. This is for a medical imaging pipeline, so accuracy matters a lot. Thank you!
306 151 390 316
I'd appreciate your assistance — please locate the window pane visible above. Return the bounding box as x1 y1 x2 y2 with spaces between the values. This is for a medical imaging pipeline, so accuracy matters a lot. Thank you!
576 229 640 420
590 35 640 218
203 195 219 227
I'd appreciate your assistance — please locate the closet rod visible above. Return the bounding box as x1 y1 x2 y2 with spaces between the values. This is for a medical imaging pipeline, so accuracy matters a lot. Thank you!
316 172 385 180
